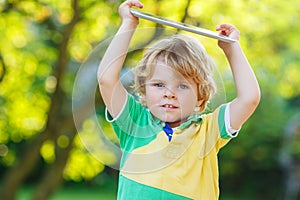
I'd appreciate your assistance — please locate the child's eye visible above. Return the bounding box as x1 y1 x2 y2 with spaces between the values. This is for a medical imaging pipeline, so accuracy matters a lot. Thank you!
154 83 165 87
178 84 188 89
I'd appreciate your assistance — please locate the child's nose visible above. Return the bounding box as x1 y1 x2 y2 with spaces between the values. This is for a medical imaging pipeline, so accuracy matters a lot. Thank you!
163 88 176 99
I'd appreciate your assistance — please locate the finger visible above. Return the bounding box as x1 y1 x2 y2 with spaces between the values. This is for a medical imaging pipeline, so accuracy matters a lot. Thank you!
134 1 144 8
124 0 144 8
216 24 231 32
217 24 236 37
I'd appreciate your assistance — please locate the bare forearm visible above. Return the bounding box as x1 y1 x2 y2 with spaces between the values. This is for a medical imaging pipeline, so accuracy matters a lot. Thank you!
98 0 143 85
223 43 260 102
98 22 137 85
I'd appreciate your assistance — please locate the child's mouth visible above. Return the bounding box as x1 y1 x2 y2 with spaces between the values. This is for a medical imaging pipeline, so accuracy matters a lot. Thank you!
162 104 178 109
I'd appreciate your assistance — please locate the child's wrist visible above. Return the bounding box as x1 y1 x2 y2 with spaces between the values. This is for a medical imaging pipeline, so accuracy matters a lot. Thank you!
121 18 139 28
221 42 240 54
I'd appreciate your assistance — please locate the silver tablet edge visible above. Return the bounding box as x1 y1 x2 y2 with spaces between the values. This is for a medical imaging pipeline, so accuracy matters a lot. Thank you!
130 8 237 43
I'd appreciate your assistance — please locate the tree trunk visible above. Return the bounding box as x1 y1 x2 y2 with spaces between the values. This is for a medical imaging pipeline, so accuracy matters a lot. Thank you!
31 0 81 198
279 113 300 200
0 134 47 200
32 127 76 200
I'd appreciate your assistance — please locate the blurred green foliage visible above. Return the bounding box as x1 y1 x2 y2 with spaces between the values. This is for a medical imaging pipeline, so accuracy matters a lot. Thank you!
0 0 299 199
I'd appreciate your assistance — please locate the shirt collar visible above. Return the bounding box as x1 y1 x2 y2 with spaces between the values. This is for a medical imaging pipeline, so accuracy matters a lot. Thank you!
152 113 203 130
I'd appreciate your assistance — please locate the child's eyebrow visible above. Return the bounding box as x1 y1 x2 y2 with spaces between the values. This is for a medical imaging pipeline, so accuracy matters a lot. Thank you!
146 78 164 82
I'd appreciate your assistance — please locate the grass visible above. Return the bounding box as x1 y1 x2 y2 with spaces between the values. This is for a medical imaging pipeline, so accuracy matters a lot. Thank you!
18 184 117 200
17 182 258 200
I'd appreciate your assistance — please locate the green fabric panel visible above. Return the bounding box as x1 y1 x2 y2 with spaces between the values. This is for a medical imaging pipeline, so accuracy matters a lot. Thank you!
117 174 192 200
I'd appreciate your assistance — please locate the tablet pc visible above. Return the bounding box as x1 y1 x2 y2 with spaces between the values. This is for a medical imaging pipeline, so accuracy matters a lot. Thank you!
130 8 237 43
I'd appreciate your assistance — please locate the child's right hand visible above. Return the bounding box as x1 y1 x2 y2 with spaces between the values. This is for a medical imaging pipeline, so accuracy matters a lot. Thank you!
118 0 143 25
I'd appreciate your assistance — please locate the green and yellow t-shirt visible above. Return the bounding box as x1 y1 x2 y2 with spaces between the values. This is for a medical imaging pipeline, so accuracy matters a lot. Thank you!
107 94 236 200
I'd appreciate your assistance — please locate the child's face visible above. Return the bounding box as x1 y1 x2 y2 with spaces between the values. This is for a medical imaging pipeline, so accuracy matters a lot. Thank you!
144 60 202 128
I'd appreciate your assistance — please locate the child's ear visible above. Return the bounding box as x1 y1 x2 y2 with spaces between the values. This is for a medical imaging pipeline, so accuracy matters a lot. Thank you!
197 99 204 108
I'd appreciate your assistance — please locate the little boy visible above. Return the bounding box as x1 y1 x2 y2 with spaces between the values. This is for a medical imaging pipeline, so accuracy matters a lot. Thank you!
98 0 260 199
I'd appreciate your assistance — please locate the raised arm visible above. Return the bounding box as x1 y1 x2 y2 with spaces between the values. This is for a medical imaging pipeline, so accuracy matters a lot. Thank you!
216 24 261 130
98 0 143 118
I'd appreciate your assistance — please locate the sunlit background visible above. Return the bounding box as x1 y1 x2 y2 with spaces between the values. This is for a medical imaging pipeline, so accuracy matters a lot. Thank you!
0 0 299 199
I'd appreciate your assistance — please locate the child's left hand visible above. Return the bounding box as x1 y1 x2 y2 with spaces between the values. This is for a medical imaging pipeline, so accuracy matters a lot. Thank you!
216 24 240 49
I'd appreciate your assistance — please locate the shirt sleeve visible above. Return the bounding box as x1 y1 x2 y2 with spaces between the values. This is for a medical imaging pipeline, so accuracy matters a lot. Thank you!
105 93 158 152
199 104 236 157
105 93 128 123
224 103 240 138
218 103 240 140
